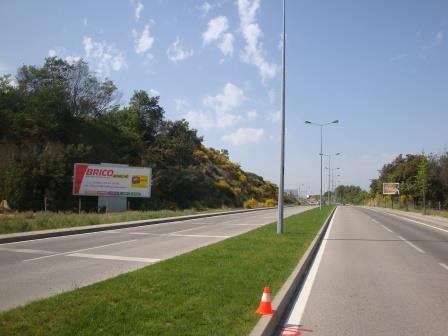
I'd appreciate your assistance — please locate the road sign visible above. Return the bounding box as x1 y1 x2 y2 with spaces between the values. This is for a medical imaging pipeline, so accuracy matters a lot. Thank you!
383 183 399 195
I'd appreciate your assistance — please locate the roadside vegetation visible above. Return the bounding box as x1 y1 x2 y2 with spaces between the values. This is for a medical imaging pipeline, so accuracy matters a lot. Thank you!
0 206 334 336
0 208 228 235
367 153 448 215
332 185 369 205
0 57 278 212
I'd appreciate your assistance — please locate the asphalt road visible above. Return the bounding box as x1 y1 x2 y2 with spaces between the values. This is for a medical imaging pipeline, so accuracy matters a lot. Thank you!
280 206 448 336
0 206 311 312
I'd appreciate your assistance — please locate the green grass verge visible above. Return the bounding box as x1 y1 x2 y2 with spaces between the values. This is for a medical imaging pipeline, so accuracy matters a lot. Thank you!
0 206 334 336
0 208 245 235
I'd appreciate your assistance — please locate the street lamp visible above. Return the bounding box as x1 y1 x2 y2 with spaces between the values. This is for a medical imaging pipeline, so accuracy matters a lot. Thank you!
305 120 339 209
327 167 341 204
323 152 340 205
277 0 286 234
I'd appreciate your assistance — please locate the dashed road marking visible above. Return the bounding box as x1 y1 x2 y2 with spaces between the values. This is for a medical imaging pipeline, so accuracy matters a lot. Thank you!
381 225 393 233
0 247 56 255
124 232 162 236
223 223 262 226
169 234 230 238
371 218 379 224
23 239 138 262
68 253 160 263
397 236 425 254
438 262 448 271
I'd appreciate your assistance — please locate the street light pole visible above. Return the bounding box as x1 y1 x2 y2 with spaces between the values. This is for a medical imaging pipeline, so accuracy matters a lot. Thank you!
323 153 340 205
328 154 331 206
305 120 339 209
320 125 323 209
277 0 286 234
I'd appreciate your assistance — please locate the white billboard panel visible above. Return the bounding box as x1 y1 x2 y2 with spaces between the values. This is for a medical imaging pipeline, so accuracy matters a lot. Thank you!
383 182 399 195
73 163 151 198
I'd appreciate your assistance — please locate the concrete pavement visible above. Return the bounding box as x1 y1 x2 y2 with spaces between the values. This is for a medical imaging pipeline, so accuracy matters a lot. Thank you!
280 206 448 336
0 206 312 312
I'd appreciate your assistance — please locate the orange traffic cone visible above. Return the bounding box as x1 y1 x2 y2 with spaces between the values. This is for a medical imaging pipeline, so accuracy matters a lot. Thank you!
256 286 273 315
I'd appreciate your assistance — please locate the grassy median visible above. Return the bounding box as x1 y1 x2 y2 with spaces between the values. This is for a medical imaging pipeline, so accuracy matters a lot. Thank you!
0 206 334 336
0 208 239 235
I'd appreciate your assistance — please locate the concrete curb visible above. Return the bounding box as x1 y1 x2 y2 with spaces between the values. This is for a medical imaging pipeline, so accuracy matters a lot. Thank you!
0 207 278 244
250 207 337 336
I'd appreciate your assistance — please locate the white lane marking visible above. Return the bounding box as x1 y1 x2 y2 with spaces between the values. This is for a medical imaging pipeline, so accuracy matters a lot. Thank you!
168 225 207 235
371 218 379 224
223 223 263 226
23 239 138 262
368 209 448 234
381 225 393 233
0 247 56 255
284 207 338 326
0 230 115 246
397 236 425 254
68 253 160 263
125 232 162 236
169 234 230 238
438 263 448 271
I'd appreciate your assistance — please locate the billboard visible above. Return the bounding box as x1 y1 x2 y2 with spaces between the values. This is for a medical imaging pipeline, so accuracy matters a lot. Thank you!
383 182 399 195
73 163 151 198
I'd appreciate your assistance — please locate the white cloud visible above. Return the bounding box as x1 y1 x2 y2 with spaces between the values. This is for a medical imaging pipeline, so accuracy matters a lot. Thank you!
48 49 58 57
199 2 212 17
185 109 242 130
65 55 81 64
269 110 281 122
184 83 247 131
203 16 229 44
217 33 234 57
185 110 215 130
149 88 159 97
167 37 194 63
48 48 81 65
203 82 246 111
246 109 257 120
0 62 9 75
389 53 408 62
268 88 275 103
83 36 127 76
132 25 155 56
222 127 265 146
174 98 190 111
203 16 234 58
131 0 144 21
237 0 277 81
216 111 242 128
83 18 88 27
436 31 444 44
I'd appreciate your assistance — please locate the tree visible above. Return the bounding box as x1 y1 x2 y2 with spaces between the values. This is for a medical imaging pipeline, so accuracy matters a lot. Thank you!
129 90 164 142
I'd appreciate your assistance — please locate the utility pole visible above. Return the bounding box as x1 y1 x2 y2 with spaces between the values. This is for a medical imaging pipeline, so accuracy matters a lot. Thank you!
277 0 286 234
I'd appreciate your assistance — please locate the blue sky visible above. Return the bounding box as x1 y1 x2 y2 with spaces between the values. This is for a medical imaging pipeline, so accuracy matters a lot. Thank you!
1 0 447 194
